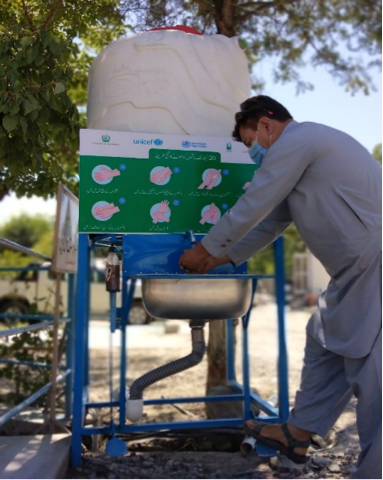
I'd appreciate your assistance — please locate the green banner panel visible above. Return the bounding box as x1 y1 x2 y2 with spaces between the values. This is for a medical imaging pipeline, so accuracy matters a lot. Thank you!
79 148 258 234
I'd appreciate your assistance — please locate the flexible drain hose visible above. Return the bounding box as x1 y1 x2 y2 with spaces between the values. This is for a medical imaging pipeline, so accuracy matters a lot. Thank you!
129 326 205 400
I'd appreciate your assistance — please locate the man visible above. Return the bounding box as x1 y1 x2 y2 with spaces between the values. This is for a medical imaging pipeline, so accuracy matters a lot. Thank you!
179 96 382 479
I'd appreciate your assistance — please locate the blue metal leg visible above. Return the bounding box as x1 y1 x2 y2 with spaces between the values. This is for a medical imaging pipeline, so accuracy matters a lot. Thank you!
240 278 257 420
274 237 289 421
226 319 235 383
119 277 135 426
241 312 251 420
108 329 115 435
71 234 91 467
84 261 91 391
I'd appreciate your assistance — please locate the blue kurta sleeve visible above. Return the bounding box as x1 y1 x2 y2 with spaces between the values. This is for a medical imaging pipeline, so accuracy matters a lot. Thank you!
228 199 292 266
202 122 315 258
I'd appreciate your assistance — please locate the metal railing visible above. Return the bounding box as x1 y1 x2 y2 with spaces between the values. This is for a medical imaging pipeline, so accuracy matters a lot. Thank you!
0 237 74 428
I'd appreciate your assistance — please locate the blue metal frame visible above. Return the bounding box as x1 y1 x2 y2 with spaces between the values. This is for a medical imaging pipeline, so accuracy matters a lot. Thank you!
72 234 91 464
70 233 288 466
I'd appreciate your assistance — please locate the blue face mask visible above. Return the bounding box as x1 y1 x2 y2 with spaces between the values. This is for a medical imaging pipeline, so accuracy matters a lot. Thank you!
249 140 268 165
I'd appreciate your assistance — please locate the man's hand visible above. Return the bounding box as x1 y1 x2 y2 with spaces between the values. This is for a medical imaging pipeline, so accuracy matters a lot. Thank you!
197 254 232 274
179 242 232 274
179 242 210 273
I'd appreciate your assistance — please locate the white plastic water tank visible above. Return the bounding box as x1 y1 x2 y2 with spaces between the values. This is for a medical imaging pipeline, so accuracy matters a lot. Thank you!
87 27 251 136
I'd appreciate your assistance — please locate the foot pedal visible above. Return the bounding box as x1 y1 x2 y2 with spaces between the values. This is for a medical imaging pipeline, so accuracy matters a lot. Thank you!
105 437 127 457
255 442 277 458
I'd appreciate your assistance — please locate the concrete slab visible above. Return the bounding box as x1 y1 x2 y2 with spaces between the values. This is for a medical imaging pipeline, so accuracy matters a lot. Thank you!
0 434 71 479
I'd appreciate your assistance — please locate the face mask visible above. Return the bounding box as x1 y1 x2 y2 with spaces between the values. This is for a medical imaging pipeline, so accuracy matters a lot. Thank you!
248 140 268 165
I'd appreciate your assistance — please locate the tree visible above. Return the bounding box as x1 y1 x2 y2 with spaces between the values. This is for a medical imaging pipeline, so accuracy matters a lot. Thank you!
248 224 306 278
0 0 126 201
0 212 53 249
121 0 381 93
0 249 32 278
1 1 380 198
0 213 54 277
32 229 55 257
372 143 382 164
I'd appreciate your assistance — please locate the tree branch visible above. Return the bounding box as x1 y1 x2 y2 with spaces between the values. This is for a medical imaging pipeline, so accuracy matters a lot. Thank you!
239 0 297 8
42 0 63 30
21 0 37 32
193 0 216 14
200 11 215 33
233 0 297 31
235 0 297 13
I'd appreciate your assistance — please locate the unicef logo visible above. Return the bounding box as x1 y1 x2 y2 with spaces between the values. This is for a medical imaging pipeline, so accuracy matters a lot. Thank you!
154 139 163 146
102 135 110 143
182 141 191 148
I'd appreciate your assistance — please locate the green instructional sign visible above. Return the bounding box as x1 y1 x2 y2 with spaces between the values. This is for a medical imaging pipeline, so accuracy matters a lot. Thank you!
79 134 258 234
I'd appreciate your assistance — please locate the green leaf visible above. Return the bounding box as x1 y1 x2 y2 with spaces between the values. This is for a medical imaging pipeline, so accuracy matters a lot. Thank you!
23 98 37 115
54 82 65 94
20 36 34 49
2 115 18 132
12 24 20 36
26 45 39 64
20 116 28 135
30 109 39 121
48 34 64 56
8 103 20 115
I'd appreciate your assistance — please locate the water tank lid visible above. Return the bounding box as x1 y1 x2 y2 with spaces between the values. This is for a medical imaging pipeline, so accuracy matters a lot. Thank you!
148 25 202 35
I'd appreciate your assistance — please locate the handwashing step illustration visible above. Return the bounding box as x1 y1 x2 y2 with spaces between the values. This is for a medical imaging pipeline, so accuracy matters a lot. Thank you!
200 203 221 225
198 168 222 190
92 165 121 184
92 201 120 221
150 166 173 185
150 200 171 223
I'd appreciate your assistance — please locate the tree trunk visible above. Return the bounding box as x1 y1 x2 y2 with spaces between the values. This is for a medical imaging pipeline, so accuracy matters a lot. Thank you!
206 320 228 395
214 0 237 37
206 319 243 419
0 187 9 202
206 319 238 394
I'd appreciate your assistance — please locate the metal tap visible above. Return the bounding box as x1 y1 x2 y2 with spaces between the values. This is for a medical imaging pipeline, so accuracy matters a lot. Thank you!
185 229 196 247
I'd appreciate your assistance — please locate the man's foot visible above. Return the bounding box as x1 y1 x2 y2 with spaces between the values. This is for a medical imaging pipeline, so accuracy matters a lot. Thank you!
244 421 311 463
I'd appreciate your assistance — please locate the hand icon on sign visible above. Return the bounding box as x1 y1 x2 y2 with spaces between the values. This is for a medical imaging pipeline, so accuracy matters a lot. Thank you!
94 167 120 182
152 200 171 223
93 203 120 220
200 203 220 225
198 169 222 190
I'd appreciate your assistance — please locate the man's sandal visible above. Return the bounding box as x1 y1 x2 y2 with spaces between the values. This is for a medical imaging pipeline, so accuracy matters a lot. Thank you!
244 422 310 464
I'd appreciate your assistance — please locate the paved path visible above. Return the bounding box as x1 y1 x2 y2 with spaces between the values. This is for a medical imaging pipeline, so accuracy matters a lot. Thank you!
0 434 71 479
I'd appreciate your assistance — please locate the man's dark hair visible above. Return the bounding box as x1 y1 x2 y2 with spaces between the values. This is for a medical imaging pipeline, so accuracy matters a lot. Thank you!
232 95 293 141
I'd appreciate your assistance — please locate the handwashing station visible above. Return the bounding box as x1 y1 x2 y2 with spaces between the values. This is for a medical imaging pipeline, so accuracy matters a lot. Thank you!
70 129 289 466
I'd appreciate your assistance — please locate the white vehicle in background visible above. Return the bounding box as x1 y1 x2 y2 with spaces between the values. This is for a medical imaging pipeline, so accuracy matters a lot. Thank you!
0 261 151 326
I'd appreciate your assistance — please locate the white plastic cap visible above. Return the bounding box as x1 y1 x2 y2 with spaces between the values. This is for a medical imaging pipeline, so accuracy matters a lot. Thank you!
125 398 144 422
240 435 256 456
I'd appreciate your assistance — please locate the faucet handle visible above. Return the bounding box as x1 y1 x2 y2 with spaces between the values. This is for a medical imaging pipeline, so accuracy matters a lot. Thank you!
184 229 196 246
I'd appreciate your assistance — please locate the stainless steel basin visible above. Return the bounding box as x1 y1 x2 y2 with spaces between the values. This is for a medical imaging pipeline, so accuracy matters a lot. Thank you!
142 278 252 320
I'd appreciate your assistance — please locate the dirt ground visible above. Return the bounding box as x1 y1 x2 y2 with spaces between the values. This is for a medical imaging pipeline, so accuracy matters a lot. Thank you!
66 302 360 479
